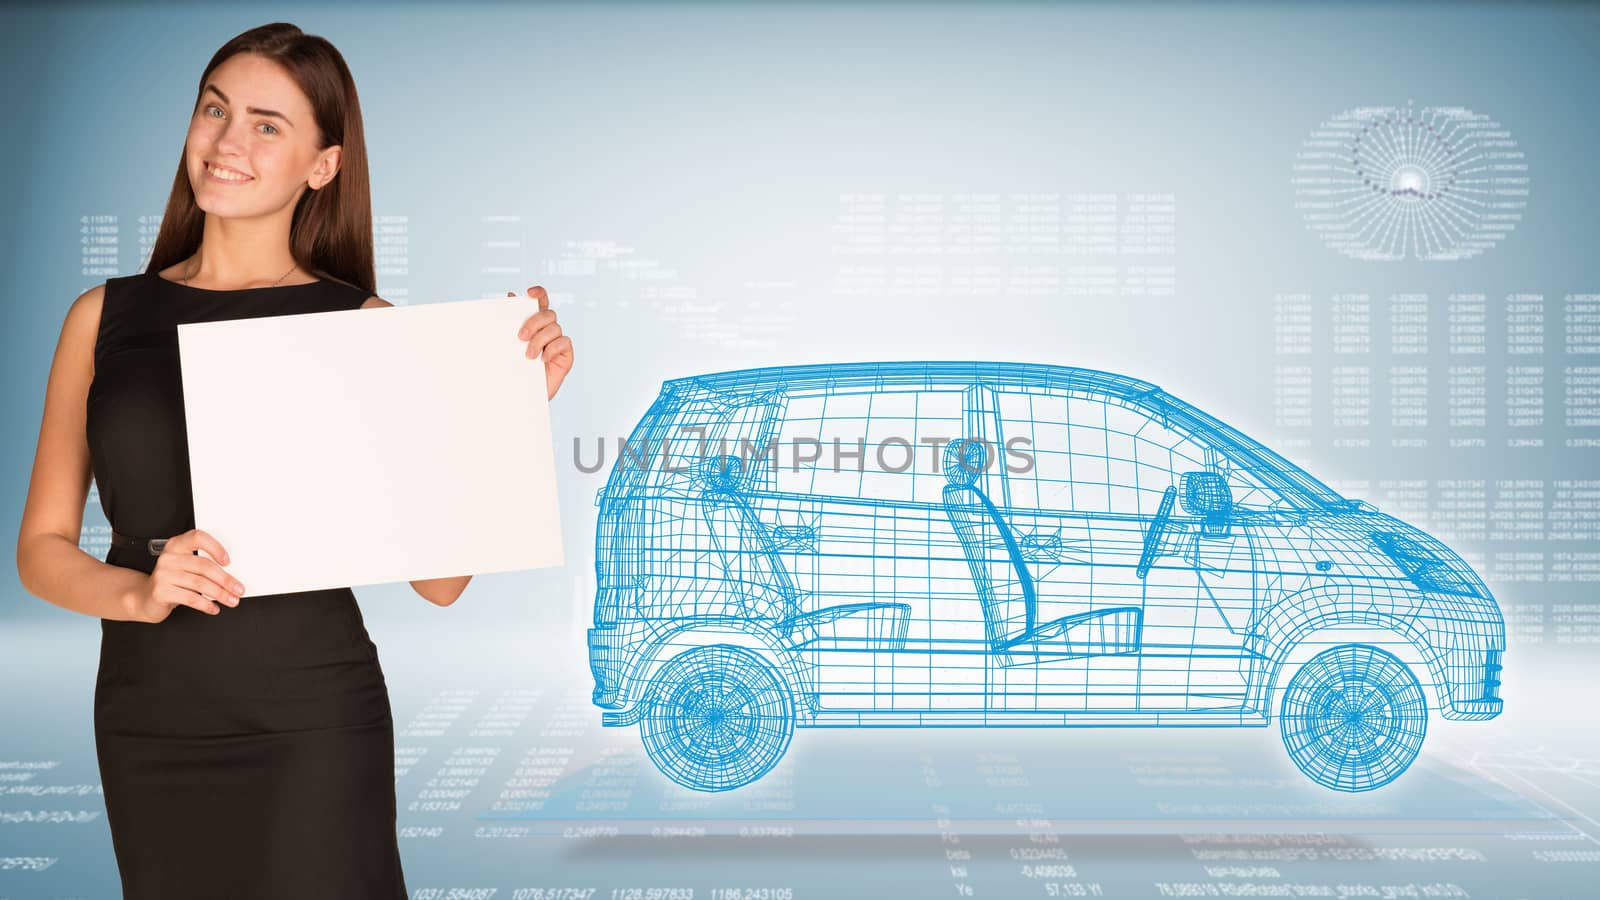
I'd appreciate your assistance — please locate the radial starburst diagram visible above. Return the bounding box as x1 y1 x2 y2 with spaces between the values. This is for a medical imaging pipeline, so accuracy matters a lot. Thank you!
1292 104 1528 261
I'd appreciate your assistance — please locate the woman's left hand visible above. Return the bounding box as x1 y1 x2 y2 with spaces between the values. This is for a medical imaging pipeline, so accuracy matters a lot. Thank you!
510 285 574 400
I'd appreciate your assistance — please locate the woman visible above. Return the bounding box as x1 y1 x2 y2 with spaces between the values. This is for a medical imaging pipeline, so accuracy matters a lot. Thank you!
16 22 573 897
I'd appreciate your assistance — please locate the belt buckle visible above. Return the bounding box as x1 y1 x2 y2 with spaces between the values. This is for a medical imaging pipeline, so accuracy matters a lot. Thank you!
146 538 167 556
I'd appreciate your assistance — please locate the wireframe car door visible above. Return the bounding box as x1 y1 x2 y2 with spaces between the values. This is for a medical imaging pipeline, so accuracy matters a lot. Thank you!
756 387 991 713
984 388 1254 713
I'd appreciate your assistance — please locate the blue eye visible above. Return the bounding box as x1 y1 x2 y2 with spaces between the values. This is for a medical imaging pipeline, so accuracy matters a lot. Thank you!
258 122 278 136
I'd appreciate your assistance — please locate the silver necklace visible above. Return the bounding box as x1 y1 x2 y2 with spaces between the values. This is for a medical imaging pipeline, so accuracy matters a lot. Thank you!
180 260 300 289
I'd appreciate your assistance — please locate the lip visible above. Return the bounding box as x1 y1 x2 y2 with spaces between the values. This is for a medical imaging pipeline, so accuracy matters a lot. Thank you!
203 161 254 184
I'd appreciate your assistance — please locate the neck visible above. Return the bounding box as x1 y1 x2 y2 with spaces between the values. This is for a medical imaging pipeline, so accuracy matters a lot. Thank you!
182 206 308 288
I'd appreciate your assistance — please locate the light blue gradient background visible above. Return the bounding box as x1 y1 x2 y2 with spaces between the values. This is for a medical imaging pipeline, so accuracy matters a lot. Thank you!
2 2 1597 897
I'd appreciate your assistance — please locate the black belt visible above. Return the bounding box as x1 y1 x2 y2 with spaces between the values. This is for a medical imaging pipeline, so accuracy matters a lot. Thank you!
110 529 168 557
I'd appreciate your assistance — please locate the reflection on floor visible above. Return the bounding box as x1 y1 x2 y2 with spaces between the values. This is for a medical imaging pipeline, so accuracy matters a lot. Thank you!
0 617 1592 899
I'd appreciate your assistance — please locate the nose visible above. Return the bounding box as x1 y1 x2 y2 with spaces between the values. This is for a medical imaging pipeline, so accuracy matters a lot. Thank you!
213 115 250 158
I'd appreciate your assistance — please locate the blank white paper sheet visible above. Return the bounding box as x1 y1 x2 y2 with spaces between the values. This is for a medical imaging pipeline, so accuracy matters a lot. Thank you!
177 296 564 597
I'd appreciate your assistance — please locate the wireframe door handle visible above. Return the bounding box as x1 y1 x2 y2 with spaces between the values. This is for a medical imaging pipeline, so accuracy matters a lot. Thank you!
1017 531 1063 561
770 525 818 552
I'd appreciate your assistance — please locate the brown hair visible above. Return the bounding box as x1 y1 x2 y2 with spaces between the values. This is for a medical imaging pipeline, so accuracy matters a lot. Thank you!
144 22 374 294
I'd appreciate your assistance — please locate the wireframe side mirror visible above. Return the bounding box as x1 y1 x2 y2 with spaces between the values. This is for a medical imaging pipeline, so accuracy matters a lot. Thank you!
697 454 744 493
1180 470 1232 537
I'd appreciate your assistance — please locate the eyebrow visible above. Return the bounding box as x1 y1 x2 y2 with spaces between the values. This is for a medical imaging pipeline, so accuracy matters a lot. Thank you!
203 84 294 127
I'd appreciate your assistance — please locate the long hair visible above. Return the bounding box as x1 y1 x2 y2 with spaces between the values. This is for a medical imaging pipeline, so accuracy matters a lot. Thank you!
144 22 373 294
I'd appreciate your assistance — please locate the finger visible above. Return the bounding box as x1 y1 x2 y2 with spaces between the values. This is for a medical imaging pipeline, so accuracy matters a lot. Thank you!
518 310 556 339
507 291 516 297
189 558 246 599
190 590 226 613
525 323 562 357
183 581 228 613
180 532 237 586
175 570 240 606
164 583 221 615
526 285 549 312
184 528 232 565
546 334 574 363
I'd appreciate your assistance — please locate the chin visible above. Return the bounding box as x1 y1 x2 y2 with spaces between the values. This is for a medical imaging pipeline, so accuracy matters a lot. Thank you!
191 189 278 221
191 192 232 217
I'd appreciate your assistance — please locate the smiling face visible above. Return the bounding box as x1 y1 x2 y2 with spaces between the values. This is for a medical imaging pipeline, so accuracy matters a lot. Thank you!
185 52 341 220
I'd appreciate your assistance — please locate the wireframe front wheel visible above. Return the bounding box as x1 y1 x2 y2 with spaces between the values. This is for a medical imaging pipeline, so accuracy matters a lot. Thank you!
1280 644 1428 792
639 645 795 792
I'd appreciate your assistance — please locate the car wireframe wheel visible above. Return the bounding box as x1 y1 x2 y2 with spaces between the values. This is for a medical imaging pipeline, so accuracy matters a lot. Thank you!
639 645 795 792
1279 644 1428 792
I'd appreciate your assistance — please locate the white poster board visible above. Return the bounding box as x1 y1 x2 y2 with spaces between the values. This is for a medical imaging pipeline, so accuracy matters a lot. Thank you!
177 296 564 597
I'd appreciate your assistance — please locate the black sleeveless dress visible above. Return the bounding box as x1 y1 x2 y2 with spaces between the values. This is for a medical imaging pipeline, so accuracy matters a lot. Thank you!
86 270 408 898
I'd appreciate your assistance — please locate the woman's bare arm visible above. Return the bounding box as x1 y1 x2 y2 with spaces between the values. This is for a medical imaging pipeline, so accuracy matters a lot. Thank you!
16 286 150 620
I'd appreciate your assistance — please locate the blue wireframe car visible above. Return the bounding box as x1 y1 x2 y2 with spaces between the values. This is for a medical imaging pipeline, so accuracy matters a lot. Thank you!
587 362 1505 793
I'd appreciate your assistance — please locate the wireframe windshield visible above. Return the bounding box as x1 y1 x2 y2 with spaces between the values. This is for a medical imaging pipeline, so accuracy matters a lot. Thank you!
1153 391 1348 509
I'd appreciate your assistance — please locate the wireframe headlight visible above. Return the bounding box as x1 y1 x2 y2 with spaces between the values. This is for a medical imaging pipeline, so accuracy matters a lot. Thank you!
1371 531 1482 597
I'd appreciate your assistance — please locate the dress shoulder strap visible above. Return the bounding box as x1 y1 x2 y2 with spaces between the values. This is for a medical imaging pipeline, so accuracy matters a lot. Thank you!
317 274 376 310
93 272 150 367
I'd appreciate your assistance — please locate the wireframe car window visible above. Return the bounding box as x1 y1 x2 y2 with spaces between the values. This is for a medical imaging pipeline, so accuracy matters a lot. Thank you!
997 391 1209 515
637 394 775 487
1204 444 1290 510
773 390 964 503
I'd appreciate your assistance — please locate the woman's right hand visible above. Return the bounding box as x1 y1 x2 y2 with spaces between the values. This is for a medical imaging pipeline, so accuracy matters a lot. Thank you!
129 529 247 623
